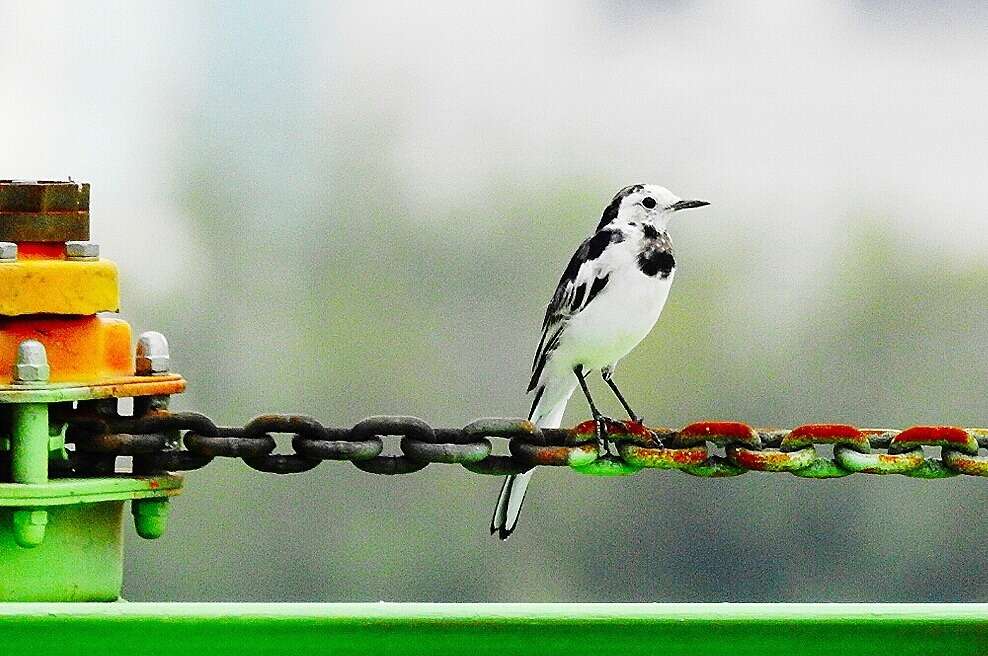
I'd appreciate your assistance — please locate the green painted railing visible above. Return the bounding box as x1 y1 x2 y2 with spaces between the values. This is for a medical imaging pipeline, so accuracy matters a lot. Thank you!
0 603 985 655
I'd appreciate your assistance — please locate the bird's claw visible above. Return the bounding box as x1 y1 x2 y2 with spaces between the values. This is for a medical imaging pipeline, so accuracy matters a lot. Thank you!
594 416 614 457
625 416 664 447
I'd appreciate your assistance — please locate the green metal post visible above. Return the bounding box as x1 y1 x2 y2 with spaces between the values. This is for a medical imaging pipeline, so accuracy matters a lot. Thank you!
11 402 49 484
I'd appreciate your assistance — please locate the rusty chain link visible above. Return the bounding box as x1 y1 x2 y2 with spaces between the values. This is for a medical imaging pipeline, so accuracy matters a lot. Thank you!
57 408 988 479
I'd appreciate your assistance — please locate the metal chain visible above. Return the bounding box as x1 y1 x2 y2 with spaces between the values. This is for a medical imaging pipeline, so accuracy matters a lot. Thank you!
58 408 988 479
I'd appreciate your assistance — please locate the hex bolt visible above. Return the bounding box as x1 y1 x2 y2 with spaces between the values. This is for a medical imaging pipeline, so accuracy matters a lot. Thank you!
12 509 49 549
65 241 100 261
136 331 170 375
0 242 16 262
10 340 52 548
132 498 170 539
13 339 50 384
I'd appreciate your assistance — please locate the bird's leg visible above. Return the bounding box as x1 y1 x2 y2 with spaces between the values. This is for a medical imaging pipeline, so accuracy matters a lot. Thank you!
575 365 611 456
602 368 662 448
601 368 640 423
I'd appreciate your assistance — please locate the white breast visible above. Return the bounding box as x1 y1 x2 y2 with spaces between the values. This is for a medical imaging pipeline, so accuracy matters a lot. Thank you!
548 263 673 376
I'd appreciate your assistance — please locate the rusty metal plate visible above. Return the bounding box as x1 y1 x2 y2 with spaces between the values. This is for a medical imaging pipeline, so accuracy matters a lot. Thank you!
0 374 186 403
0 180 90 242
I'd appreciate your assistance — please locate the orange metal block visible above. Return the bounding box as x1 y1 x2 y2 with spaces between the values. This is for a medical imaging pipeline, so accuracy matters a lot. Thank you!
0 316 134 384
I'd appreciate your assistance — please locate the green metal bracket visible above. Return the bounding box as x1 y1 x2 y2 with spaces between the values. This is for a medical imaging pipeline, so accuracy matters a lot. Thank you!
0 342 184 600
11 400 49 485
7 394 54 548
0 334 185 601
0 475 182 601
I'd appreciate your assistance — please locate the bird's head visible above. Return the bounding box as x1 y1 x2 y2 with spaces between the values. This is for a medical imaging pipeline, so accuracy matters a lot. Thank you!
595 184 709 232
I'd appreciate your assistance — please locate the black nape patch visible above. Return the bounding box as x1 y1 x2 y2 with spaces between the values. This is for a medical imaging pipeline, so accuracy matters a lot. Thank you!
595 184 645 232
595 196 622 233
638 250 675 278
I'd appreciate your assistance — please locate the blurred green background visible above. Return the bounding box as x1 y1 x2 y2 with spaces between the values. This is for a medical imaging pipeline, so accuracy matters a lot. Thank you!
2 1 987 602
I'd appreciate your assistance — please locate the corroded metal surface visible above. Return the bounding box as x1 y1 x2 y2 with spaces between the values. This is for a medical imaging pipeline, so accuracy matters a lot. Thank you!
0 180 90 242
135 331 170 375
55 410 988 480
0 374 186 403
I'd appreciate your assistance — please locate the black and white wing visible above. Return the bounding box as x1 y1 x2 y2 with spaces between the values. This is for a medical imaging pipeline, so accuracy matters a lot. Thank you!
527 228 624 392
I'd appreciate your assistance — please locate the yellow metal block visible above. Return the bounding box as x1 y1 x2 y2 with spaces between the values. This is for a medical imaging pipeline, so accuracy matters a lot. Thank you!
0 259 119 316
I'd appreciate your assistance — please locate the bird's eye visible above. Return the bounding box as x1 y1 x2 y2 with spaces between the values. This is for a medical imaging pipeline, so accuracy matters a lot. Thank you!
642 197 656 209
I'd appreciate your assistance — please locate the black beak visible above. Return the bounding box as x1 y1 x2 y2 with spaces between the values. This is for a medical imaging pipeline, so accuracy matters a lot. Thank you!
669 199 710 212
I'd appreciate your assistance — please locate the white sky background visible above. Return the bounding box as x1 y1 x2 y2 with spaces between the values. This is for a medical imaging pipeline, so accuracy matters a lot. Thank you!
1 0 986 292
335 1 988 255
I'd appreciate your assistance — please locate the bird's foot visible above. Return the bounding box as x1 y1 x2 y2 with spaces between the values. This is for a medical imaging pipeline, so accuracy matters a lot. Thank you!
648 429 666 449
594 416 615 457
623 416 664 447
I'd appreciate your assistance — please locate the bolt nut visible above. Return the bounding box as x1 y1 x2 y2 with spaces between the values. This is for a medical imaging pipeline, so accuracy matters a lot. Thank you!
132 498 170 540
12 509 48 548
136 331 170 375
0 242 16 261
65 241 100 260
13 340 50 383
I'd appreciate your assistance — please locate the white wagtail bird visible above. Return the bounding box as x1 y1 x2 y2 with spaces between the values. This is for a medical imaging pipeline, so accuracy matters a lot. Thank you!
490 184 709 540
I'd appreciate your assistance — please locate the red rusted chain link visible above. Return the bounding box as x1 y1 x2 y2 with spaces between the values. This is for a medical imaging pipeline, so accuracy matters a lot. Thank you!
58 407 988 479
